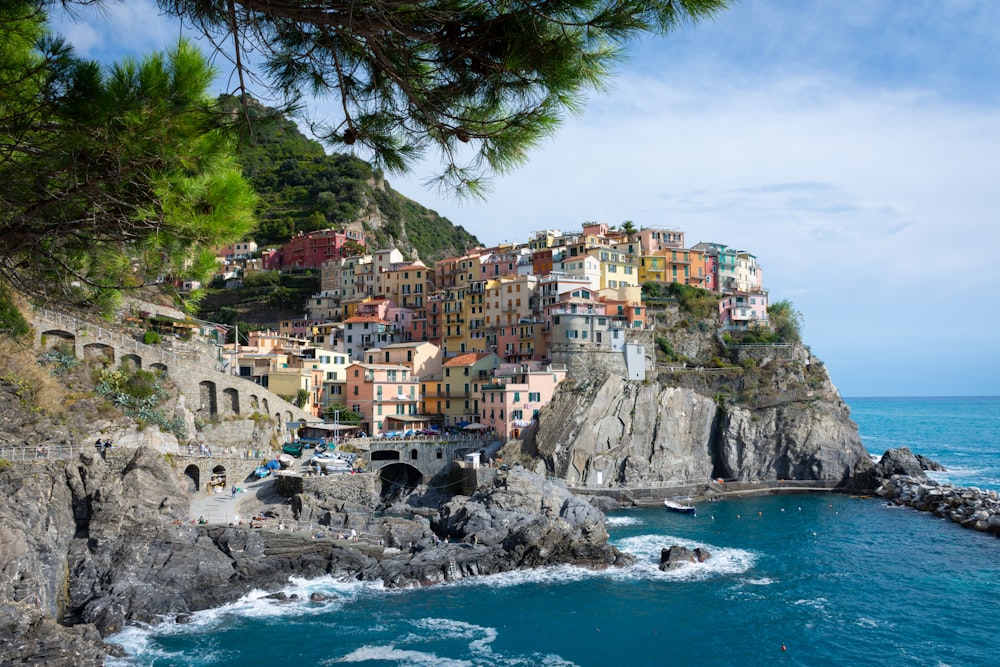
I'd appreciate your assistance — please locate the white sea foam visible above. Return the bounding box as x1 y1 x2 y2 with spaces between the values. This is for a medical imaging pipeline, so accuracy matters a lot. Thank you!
742 577 774 586
332 645 473 666
604 515 642 527
447 563 601 589
105 575 383 664
611 533 757 581
793 597 828 610
328 617 579 667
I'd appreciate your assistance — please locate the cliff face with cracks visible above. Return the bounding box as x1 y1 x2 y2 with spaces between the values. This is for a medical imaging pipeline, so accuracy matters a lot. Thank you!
533 342 871 489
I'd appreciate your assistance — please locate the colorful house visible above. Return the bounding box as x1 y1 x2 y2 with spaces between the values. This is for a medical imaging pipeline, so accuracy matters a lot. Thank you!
264 228 366 270
719 291 769 329
422 352 499 427
345 362 421 435
480 364 567 440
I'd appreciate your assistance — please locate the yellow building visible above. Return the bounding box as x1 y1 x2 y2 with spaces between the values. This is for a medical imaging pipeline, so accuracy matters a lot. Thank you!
639 253 667 284
421 352 499 428
589 247 639 290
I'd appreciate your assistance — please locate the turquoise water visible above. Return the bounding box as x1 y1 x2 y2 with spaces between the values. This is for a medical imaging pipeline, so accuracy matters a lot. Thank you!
109 397 1000 666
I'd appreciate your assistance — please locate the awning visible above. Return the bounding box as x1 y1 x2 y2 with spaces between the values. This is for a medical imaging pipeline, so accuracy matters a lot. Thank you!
303 423 359 432
385 414 428 423
463 423 490 431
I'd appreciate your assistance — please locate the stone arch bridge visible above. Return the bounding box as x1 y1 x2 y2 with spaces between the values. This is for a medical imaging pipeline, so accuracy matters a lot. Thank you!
29 307 316 427
362 436 497 485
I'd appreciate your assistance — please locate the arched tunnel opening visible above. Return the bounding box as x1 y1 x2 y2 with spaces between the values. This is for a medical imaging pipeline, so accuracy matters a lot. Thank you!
378 462 424 500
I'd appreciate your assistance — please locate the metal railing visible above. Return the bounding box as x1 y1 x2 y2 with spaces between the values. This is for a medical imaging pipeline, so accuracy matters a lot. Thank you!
0 444 87 462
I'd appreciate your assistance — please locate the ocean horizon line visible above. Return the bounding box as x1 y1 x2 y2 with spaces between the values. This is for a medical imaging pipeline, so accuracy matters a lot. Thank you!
844 395 1000 400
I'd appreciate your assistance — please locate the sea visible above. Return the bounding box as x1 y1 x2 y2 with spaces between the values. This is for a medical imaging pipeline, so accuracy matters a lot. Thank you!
108 396 1000 667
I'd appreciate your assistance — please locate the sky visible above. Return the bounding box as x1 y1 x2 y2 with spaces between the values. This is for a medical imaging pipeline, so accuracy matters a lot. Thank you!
50 1 1000 398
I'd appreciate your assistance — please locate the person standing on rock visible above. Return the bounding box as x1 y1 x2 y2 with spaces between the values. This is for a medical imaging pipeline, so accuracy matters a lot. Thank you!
231 485 237 500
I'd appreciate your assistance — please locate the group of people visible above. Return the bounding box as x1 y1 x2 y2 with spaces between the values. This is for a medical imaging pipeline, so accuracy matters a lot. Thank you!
94 438 114 454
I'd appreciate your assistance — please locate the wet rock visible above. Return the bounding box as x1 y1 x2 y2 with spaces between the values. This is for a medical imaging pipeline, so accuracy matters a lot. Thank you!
659 545 712 571
916 454 946 472
875 448 927 480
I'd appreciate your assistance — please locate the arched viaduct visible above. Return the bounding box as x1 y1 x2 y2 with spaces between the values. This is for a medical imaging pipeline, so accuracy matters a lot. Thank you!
364 438 490 484
29 308 316 426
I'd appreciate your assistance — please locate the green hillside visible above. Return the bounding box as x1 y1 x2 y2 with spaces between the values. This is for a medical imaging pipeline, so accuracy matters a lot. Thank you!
227 97 480 262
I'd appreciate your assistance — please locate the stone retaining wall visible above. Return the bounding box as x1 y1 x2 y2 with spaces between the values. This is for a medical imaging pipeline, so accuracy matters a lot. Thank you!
277 471 379 510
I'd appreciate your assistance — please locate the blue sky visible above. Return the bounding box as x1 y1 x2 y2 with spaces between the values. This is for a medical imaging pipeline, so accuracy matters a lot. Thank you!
51 1 1000 398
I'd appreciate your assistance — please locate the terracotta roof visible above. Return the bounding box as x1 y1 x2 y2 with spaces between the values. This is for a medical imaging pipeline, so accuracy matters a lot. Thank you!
444 352 492 367
344 315 389 324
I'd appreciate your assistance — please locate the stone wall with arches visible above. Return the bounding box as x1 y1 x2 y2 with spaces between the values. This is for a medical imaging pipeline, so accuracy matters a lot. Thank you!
29 307 317 446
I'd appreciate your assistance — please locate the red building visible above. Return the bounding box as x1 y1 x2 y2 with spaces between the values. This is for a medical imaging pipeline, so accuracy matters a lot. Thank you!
265 228 366 270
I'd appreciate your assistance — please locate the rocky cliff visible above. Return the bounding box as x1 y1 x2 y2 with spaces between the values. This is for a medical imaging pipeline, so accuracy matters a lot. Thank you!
0 445 626 666
533 340 871 490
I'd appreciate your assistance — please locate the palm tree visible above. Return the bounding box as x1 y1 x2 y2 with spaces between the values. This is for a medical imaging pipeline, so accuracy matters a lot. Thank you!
620 220 638 240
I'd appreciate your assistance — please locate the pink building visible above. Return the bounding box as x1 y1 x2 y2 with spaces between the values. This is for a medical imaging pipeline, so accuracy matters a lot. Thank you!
345 362 421 436
480 364 566 440
718 291 769 329
637 228 685 253
264 228 366 270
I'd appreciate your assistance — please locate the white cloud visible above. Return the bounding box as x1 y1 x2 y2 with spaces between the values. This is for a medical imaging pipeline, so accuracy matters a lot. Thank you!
51 1 181 60
391 69 1000 395
43 0 1000 396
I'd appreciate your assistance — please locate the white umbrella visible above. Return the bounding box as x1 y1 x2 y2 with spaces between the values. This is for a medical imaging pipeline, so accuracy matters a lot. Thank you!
463 423 490 430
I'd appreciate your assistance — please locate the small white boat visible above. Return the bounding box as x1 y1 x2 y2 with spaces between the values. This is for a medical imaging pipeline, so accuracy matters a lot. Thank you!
664 499 697 515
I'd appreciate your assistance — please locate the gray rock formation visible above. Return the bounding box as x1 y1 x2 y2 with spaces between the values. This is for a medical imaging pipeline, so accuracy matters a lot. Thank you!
874 447 928 480
659 545 712 570
916 453 946 472
0 448 629 665
875 466 1000 536
533 345 871 489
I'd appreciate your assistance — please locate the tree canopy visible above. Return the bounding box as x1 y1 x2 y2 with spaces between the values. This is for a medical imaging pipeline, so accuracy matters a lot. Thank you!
70 0 729 196
1 2 257 311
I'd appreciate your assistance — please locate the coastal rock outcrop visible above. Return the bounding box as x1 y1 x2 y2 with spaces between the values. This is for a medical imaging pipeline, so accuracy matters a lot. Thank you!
874 447 928 480
0 447 629 665
659 545 712 570
533 344 870 490
876 472 1000 536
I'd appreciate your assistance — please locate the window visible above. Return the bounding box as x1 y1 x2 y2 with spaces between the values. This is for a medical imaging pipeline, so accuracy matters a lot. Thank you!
353 386 359 395
529 392 540 402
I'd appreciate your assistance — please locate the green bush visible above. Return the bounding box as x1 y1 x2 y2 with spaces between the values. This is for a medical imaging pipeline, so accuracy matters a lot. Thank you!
143 330 161 345
0 289 30 338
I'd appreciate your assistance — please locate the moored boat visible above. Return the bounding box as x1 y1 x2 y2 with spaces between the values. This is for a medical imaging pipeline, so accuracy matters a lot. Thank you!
664 499 697 515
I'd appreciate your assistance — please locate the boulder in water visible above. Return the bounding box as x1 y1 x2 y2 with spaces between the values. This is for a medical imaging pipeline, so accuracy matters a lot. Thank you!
875 448 927 480
659 545 712 570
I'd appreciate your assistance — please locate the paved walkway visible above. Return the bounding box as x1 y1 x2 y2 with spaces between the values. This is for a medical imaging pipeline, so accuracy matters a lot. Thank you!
190 476 276 525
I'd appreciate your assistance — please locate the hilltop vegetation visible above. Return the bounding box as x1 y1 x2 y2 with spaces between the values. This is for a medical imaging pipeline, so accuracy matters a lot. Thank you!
226 97 479 262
